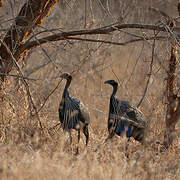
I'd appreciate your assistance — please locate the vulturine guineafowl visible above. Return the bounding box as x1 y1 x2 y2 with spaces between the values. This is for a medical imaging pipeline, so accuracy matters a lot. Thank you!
104 79 147 143
59 73 90 150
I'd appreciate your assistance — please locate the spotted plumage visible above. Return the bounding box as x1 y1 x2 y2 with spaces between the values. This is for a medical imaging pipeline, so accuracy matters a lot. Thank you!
104 79 147 143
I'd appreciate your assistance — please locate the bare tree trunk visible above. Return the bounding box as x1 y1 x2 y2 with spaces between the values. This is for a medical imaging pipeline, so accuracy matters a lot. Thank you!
163 3 180 148
163 42 180 148
0 0 59 80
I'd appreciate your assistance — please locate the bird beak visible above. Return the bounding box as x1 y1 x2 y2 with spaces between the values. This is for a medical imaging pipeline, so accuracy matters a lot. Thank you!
104 80 109 84
60 74 65 78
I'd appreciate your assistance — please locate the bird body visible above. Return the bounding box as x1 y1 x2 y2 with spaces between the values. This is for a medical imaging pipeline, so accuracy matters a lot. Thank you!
59 73 90 146
105 79 147 143
59 90 79 129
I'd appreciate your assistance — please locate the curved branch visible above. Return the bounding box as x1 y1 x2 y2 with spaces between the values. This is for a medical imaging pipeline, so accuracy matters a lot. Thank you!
18 22 178 54
20 35 167 53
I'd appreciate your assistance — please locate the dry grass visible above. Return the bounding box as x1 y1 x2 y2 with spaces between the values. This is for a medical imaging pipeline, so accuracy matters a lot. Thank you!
0 48 179 179
0 0 180 179
0 117 179 180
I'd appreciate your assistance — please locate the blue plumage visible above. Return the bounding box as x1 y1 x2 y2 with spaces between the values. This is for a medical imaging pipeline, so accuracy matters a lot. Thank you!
59 73 90 146
120 100 130 110
119 123 125 132
126 127 132 137
104 79 147 143
71 97 80 104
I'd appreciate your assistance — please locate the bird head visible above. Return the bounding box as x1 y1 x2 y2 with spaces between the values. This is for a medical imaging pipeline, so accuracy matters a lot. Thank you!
104 80 118 86
60 72 72 80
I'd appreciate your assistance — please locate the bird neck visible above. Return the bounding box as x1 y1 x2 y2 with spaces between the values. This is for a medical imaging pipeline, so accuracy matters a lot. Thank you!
64 77 72 92
112 84 118 96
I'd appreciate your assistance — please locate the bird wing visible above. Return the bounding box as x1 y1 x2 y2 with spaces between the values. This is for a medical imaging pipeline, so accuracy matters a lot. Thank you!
63 95 80 130
110 97 131 117
79 102 90 125
125 104 147 128
109 97 146 137
108 97 131 135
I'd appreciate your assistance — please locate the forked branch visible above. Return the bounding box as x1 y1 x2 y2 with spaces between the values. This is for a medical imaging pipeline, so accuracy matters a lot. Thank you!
0 0 59 76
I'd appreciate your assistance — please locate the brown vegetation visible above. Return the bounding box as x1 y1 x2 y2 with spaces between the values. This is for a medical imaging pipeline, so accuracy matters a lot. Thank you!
0 0 180 179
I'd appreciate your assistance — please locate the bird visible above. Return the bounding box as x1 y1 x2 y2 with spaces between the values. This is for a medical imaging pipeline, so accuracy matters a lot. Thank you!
59 72 90 150
104 79 147 144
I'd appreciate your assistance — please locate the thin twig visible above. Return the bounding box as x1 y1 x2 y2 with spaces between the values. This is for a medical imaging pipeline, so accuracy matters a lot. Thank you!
31 29 59 70
137 31 158 108
0 73 39 80
84 0 87 28
48 123 61 131
65 36 166 45
37 79 62 113
148 6 170 19
0 39 43 129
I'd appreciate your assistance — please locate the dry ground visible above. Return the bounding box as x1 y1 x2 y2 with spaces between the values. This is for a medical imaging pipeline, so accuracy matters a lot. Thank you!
0 0 180 179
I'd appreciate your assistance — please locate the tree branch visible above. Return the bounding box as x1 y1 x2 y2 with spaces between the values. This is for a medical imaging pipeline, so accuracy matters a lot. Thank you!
0 73 39 80
18 23 178 54
22 35 167 53
0 0 59 76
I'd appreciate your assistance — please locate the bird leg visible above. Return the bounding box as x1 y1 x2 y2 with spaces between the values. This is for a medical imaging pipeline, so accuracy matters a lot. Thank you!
69 131 72 145
83 125 89 146
78 129 80 143
104 127 115 143
125 137 130 159
75 129 80 155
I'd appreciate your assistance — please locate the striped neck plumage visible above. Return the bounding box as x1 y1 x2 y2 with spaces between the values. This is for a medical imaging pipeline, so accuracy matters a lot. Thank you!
112 84 118 96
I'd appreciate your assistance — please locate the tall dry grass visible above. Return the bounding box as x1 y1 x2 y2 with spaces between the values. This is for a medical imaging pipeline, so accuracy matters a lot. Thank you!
0 0 180 179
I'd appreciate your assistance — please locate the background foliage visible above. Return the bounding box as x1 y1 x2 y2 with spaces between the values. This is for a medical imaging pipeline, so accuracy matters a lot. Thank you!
0 0 179 179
